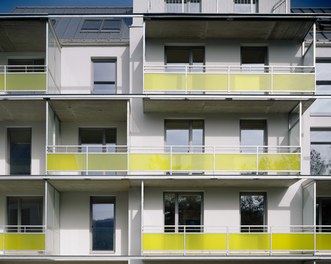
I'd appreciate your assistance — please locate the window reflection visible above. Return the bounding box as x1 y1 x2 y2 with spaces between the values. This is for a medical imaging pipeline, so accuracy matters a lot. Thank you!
311 130 331 175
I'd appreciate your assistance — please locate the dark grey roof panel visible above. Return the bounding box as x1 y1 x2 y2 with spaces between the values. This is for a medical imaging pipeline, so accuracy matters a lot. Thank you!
12 6 133 14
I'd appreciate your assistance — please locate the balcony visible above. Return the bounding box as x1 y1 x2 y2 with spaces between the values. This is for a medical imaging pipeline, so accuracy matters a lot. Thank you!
143 225 331 255
0 225 46 254
144 65 315 94
0 65 47 93
46 145 300 175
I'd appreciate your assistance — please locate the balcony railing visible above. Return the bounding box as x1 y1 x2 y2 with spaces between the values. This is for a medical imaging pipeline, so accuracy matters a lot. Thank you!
47 145 300 175
0 65 47 93
144 65 315 94
143 225 331 255
0 225 46 254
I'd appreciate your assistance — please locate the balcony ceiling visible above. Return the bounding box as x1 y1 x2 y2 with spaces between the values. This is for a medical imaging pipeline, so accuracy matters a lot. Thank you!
49 100 127 122
145 17 314 41
0 100 46 121
0 19 46 52
143 98 313 114
0 180 44 192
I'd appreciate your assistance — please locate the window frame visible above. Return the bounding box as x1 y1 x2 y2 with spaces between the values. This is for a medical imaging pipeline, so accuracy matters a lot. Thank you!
90 196 116 252
92 59 117 94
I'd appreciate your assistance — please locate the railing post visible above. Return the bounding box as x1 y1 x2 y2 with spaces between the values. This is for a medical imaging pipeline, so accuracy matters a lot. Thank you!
170 146 173 175
270 66 273 94
185 65 188 94
256 146 259 175
183 226 186 255
227 66 230 93
314 225 316 255
182 0 185 13
213 146 216 175
270 226 273 255
86 146 89 175
226 226 229 255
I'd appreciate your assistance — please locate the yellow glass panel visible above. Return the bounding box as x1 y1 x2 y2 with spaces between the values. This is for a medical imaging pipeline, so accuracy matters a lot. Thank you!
129 153 170 171
172 154 213 171
228 234 270 251
47 154 86 171
230 74 271 92
88 154 127 171
273 74 315 92
6 74 47 91
4 233 45 251
215 154 256 171
0 234 3 250
143 234 184 251
187 74 228 91
258 154 300 171
186 234 227 251
144 73 186 91
316 233 331 251
0 74 4 91
272 234 314 251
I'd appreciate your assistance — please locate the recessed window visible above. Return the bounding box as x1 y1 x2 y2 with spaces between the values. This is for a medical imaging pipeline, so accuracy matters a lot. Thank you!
92 60 116 94
311 129 331 175
240 192 266 232
164 192 203 232
81 19 121 32
7 197 43 232
240 120 267 153
91 196 115 251
241 47 268 65
81 20 102 31
102 20 121 30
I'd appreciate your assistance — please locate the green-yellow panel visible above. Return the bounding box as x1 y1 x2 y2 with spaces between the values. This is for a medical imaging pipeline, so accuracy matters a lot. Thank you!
129 153 170 171
215 154 256 171
6 74 46 91
144 73 186 91
172 154 213 171
228 234 270 251
4 233 45 251
272 234 314 251
143 234 184 251
0 74 4 91
230 74 271 92
258 154 300 171
187 74 228 91
0 234 3 250
273 74 315 92
47 154 86 171
316 234 331 250
88 154 128 171
186 234 227 251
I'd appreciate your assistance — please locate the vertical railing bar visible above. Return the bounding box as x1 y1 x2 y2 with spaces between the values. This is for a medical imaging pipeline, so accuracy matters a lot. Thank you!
185 65 188 94
270 226 273 255
256 146 259 175
228 65 230 93
170 146 173 175
4 66 6 93
86 145 89 175
213 146 216 175
226 226 229 255
183 225 186 256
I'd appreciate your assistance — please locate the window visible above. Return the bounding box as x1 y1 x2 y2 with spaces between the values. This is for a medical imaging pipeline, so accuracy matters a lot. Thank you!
164 192 203 232
165 0 201 13
81 19 121 31
92 60 116 94
165 46 204 72
82 20 102 30
8 128 31 175
91 197 115 251
165 120 204 152
8 58 45 72
234 0 258 13
240 120 267 153
7 197 43 232
241 46 268 71
80 128 116 151
311 130 331 175
240 193 266 232
316 198 331 231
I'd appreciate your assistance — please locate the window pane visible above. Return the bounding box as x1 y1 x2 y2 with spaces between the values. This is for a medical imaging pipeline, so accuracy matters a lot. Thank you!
192 120 204 150
240 193 265 231
164 193 176 232
102 20 121 30
166 47 190 64
316 62 331 81
21 197 43 227
7 197 19 226
311 130 331 142
93 84 116 94
241 47 267 64
80 129 104 144
91 197 115 251
178 194 202 232
94 61 116 82
240 120 266 152
165 120 190 150
105 129 117 144
82 20 102 30
321 199 331 225
311 145 331 175
192 47 204 63
8 128 31 175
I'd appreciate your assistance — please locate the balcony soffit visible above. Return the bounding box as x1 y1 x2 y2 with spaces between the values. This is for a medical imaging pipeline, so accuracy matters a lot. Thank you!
145 19 314 41
0 180 44 192
143 99 313 114
0 100 46 121
49 100 127 122
0 20 46 52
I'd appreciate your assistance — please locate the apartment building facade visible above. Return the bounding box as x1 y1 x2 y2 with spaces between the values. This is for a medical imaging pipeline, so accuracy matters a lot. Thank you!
0 1 330 264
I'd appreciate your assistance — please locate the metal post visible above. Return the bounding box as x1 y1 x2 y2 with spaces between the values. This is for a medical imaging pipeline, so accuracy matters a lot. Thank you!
226 226 229 255
183 226 186 255
185 65 188 94
270 66 273 93
86 146 89 175
228 65 230 93
170 146 173 175
3 66 6 93
141 180 144 256
256 146 259 175
213 146 216 175
270 226 272 255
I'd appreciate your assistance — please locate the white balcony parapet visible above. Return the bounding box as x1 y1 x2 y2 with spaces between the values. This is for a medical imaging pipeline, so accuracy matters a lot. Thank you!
143 65 315 94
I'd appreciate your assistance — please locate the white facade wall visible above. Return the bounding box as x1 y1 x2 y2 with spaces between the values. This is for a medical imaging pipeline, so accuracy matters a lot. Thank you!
61 46 129 94
60 191 128 255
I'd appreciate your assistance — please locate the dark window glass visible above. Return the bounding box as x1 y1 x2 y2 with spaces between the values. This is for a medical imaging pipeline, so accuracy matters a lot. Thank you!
164 193 202 232
165 46 204 64
241 47 267 65
311 130 331 175
317 198 331 232
7 197 43 232
102 20 121 30
240 193 266 232
93 60 116 94
91 197 115 251
8 128 31 175
82 20 102 30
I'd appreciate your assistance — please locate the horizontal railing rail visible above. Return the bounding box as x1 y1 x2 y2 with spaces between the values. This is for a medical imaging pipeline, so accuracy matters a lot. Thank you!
47 145 301 175
0 65 47 93
143 64 315 94
0 225 46 253
142 225 331 254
